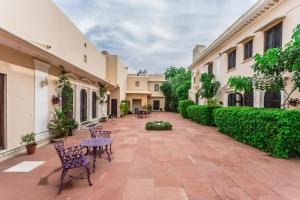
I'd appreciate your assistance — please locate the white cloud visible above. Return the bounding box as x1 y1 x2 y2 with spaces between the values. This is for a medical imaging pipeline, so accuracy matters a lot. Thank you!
53 0 256 73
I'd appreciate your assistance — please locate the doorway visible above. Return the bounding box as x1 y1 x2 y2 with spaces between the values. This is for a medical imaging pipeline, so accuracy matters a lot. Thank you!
111 99 118 117
0 74 5 149
132 99 142 112
80 89 87 122
92 91 97 118
153 100 160 111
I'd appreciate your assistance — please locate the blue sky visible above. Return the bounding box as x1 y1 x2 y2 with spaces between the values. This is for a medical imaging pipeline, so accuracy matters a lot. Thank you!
53 0 257 73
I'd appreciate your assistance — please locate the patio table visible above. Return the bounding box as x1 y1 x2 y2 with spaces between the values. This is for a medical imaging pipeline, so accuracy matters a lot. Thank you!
80 137 112 173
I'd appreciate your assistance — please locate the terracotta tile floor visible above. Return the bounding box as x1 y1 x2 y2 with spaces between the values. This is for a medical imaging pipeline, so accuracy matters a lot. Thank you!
1 112 300 200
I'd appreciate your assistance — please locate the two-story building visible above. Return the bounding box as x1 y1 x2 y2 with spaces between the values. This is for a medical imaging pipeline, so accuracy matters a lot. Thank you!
0 0 130 160
126 72 166 112
189 0 300 108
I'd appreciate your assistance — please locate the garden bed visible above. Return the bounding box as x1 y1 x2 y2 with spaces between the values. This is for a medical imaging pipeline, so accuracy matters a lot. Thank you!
145 121 172 130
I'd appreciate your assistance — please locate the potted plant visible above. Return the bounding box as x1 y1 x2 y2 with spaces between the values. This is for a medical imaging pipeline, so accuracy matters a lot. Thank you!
51 95 61 105
21 132 37 155
48 109 69 142
288 98 300 107
99 116 107 122
65 118 79 136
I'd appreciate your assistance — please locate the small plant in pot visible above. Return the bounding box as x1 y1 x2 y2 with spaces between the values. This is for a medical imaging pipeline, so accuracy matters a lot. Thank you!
65 118 79 136
48 109 69 142
21 132 37 155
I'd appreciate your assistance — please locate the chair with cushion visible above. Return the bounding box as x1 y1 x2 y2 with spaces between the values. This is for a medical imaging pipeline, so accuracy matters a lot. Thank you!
54 142 92 194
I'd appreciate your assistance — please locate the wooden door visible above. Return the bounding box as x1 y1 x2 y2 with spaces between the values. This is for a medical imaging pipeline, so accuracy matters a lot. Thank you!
111 99 117 117
0 74 5 149
80 89 87 122
153 100 160 111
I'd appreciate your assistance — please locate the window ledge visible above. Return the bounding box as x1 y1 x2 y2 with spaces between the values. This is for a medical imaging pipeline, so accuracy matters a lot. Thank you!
242 58 253 64
227 68 236 73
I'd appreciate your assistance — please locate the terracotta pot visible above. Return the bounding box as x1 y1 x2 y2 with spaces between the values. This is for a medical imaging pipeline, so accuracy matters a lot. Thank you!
26 144 37 155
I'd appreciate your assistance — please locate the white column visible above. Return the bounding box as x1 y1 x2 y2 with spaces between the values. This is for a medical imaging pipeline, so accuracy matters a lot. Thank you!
33 59 50 141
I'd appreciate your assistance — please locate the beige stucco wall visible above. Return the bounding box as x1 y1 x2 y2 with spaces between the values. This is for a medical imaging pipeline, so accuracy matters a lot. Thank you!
0 45 35 149
189 0 300 107
149 97 165 111
126 94 148 112
127 76 148 91
148 81 165 97
0 0 107 80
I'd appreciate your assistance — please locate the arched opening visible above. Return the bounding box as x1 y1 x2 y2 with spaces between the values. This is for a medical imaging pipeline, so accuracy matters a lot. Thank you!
228 93 243 106
80 89 87 122
92 91 97 118
264 90 281 108
244 92 254 107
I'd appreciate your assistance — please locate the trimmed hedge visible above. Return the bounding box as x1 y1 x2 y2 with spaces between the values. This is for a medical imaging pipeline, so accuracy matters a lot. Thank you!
179 100 195 118
146 121 172 130
187 105 221 126
213 107 300 158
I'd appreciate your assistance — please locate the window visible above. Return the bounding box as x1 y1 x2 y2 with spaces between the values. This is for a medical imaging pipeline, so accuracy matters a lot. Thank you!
244 92 254 107
228 93 243 106
135 81 140 87
154 84 159 91
264 90 281 108
228 50 236 70
208 62 213 75
84 42 87 48
264 22 282 51
244 40 253 60
84 54 87 63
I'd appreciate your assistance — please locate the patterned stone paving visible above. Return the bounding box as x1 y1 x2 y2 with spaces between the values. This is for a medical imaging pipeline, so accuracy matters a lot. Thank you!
1 112 300 199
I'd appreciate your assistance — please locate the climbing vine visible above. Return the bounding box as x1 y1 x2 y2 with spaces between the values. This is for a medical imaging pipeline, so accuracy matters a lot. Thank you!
97 82 107 103
58 66 73 116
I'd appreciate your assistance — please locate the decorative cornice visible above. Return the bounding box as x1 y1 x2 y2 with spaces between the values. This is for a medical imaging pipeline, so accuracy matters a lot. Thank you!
188 0 282 70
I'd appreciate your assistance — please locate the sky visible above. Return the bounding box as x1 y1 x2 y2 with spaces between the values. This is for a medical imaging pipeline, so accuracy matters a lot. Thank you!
53 0 257 73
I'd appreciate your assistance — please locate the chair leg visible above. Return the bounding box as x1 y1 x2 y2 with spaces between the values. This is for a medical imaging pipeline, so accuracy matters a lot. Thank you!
86 166 93 186
58 169 67 195
109 144 113 153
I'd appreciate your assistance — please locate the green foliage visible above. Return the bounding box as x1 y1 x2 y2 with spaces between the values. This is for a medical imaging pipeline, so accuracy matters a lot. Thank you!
207 98 220 106
213 107 300 158
120 100 129 116
227 24 300 108
48 109 70 139
98 83 107 102
145 121 172 130
58 67 73 116
160 67 191 112
187 105 221 126
199 73 220 101
228 76 253 93
179 100 195 118
21 132 36 145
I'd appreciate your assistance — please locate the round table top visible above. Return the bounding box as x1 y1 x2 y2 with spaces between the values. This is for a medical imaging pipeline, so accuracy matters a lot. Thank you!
80 137 112 147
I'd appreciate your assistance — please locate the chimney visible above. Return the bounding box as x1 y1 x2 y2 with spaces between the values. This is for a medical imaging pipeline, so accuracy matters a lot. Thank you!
193 44 206 62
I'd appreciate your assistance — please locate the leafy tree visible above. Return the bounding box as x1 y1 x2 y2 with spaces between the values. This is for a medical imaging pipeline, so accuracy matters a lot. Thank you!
228 24 300 108
160 66 191 112
198 73 220 103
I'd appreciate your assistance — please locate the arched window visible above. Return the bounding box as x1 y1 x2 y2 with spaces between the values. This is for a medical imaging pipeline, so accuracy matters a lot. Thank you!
244 92 254 107
92 91 97 118
80 89 87 122
228 93 243 106
264 91 281 108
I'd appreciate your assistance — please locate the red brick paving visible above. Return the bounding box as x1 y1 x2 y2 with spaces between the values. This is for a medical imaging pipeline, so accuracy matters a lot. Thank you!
1 112 300 200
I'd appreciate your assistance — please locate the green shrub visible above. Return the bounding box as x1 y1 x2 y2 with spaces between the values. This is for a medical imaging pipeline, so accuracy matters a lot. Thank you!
187 105 221 126
179 100 195 118
146 121 172 130
213 107 300 158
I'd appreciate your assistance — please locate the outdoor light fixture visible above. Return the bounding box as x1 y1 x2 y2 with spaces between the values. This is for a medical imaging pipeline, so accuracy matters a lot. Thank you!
40 77 48 87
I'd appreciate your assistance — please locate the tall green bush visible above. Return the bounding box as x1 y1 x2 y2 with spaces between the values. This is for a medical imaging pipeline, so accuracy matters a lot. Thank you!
187 105 221 126
213 107 300 158
179 100 194 118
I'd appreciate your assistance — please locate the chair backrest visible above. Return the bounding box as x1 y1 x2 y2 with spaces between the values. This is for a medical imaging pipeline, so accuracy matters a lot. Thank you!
54 141 65 165
89 125 103 138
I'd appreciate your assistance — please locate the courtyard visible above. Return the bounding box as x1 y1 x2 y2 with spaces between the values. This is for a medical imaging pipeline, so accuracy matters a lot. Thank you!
0 112 300 200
